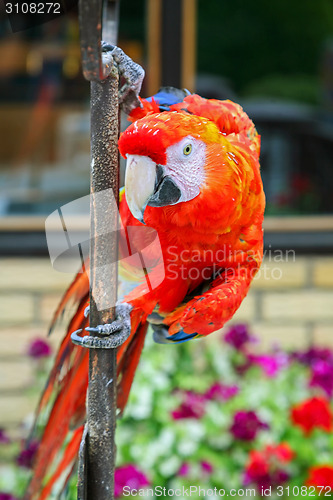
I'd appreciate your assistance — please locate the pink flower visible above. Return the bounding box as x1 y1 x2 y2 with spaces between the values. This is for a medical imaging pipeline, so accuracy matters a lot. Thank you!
114 465 149 498
310 360 333 398
171 391 206 420
27 338 52 359
201 460 213 474
248 353 288 377
205 383 239 401
178 462 190 477
230 411 269 441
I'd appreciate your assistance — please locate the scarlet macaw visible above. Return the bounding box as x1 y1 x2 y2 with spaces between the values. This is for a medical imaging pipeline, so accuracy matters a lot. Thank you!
27 86 265 499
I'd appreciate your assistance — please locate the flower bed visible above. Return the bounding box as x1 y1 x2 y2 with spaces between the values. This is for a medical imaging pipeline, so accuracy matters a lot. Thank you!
1 325 333 498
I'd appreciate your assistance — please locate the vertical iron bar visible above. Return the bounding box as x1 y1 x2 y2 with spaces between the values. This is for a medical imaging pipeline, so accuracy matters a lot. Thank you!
85 64 119 497
77 60 119 500
78 0 103 81
77 0 125 496
77 0 120 494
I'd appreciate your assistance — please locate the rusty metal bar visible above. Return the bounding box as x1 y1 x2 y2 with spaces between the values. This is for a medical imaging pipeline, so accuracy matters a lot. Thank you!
78 0 103 81
79 0 119 81
85 61 119 500
77 0 120 498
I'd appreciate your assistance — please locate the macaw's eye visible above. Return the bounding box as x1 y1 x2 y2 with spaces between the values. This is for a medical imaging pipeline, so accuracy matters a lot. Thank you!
183 143 192 156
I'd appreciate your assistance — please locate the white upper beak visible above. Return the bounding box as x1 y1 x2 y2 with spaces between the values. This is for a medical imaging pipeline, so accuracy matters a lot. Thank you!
124 154 157 223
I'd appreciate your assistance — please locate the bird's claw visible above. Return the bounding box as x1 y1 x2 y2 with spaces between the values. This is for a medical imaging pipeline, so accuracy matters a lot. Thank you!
102 43 145 115
71 302 133 349
86 319 123 335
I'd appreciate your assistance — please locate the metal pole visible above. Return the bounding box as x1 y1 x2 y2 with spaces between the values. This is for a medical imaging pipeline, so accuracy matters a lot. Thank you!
77 1 120 498
86 65 120 499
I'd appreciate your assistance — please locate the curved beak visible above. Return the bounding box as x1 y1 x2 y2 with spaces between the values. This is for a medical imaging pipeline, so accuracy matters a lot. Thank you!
125 154 181 223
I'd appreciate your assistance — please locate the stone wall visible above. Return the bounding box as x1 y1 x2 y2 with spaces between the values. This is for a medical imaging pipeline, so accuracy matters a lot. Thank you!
0 258 73 431
231 255 333 350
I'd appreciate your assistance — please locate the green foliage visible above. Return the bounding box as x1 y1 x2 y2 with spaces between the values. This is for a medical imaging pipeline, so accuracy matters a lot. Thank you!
243 74 320 105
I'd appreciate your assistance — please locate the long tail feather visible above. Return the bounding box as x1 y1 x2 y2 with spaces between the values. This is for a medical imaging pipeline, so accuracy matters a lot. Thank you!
38 426 84 500
27 301 147 499
27 347 89 499
117 321 148 413
37 296 89 415
48 270 89 335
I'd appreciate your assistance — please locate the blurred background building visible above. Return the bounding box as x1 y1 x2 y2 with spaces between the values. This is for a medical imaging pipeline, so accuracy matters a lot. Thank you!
0 0 333 432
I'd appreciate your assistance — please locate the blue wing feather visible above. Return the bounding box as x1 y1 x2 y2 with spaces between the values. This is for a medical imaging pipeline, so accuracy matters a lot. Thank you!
146 87 190 111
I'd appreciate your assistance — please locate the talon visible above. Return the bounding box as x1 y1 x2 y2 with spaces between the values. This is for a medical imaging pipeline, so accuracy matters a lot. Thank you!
70 302 133 349
71 329 84 346
104 44 145 114
84 305 90 318
84 326 99 334
101 42 115 52
85 320 122 335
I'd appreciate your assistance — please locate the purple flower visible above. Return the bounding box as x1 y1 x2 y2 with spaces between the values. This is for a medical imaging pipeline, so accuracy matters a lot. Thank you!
230 411 269 441
224 324 253 350
16 440 39 468
0 429 10 444
251 470 289 493
293 347 333 366
201 460 213 474
0 494 18 500
171 391 206 420
205 383 239 401
27 338 52 359
178 462 190 477
114 465 149 498
236 358 254 376
273 470 289 483
310 360 333 397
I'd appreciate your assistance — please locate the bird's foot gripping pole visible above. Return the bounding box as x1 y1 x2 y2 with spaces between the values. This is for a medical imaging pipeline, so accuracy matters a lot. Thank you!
71 302 133 349
102 43 145 115
95 42 145 113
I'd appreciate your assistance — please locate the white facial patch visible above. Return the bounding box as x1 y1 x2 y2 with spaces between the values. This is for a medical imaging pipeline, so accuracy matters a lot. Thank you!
164 136 206 203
